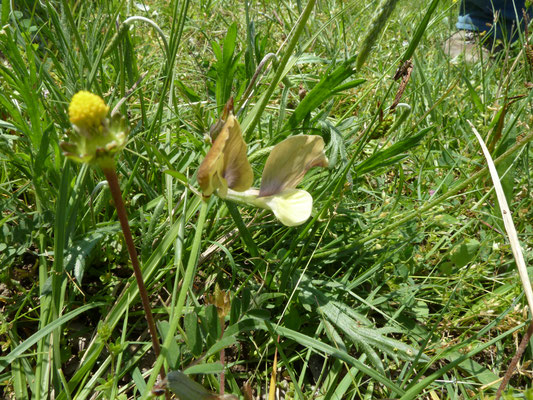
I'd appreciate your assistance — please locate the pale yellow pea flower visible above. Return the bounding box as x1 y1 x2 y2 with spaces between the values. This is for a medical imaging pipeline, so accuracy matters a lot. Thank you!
197 104 328 226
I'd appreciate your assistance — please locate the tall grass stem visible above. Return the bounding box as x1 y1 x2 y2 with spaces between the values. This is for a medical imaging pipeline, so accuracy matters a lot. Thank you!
243 0 316 137
122 16 169 56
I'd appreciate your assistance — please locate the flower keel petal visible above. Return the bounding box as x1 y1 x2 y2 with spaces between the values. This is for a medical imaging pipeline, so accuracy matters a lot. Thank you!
257 189 313 227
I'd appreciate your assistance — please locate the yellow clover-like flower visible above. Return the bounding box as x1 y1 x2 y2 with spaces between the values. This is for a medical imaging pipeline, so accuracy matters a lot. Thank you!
68 91 109 129
61 91 128 166
206 283 231 319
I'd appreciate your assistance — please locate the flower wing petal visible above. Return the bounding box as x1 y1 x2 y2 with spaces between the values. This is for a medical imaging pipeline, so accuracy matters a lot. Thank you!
222 115 253 192
197 114 253 197
259 135 328 197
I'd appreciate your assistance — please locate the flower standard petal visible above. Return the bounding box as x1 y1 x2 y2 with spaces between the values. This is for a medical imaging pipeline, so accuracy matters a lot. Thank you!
259 135 328 197
197 113 253 198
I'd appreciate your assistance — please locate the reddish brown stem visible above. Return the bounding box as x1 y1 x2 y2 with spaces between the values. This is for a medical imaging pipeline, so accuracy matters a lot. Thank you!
220 316 225 396
102 166 167 390
495 320 533 400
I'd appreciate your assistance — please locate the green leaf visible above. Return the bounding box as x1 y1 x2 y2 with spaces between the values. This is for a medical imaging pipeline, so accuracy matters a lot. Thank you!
1 0 10 25
450 238 480 268
175 80 201 103
184 312 203 357
332 78 366 94
284 55 358 131
355 127 432 175
400 0 440 62
444 352 499 386
205 335 237 359
222 23 238 65
432 214 460 229
320 120 348 169
158 321 181 369
214 22 240 108
461 75 484 113
64 226 120 283
164 169 189 185
439 261 454 275
495 136 518 206
33 123 53 177
131 367 147 396
229 297 241 325
167 370 218 400
183 362 224 375
205 304 221 346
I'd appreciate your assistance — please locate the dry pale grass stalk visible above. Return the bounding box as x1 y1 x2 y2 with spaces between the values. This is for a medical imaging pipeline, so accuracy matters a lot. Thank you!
468 120 532 313
469 120 533 399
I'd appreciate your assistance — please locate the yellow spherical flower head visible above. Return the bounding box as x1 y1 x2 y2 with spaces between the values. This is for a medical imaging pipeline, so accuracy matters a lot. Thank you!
61 91 128 166
68 91 109 130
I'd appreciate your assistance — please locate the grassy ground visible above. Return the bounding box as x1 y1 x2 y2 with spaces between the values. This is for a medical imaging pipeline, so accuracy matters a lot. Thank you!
1 0 532 399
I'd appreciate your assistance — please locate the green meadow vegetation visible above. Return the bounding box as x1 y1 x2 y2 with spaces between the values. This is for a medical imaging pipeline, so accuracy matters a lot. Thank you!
1 0 532 398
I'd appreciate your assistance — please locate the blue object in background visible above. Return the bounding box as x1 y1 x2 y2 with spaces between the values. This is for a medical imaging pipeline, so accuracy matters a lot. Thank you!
457 0 530 40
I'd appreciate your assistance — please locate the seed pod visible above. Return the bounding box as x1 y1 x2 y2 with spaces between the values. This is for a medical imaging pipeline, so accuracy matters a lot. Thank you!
371 114 394 139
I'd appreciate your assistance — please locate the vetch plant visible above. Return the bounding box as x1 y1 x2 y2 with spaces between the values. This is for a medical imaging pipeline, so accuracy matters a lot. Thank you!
197 101 328 226
61 91 167 388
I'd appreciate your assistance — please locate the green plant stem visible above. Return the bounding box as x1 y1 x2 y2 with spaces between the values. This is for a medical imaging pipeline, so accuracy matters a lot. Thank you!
58 0 92 80
243 0 316 137
35 206 50 399
236 52 277 115
51 160 71 394
225 201 259 257
315 129 533 258
122 17 169 56
143 200 209 398
101 164 165 382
